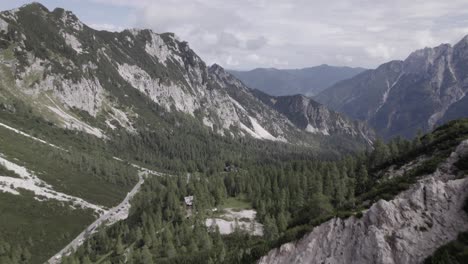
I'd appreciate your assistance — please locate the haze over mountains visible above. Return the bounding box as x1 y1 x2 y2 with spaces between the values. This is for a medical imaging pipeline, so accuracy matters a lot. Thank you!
229 65 365 96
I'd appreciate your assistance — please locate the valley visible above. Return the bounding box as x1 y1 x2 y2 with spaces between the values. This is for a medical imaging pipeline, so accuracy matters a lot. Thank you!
0 2 466 264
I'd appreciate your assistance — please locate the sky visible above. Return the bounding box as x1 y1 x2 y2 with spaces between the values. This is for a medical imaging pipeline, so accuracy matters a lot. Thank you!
2 0 468 70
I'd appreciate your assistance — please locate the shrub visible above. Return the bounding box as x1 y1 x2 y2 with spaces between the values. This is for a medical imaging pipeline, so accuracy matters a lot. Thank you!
455 155 468 171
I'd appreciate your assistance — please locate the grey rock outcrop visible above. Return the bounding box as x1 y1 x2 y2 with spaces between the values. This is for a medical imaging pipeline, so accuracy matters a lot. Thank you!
259 140 468 264
253 90 375 143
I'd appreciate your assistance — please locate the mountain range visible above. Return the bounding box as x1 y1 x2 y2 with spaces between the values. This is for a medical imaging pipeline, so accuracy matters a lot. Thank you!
230 36 468 141
229 65 365 96
315 37 468 139
0 3 467 264
0 3 373 146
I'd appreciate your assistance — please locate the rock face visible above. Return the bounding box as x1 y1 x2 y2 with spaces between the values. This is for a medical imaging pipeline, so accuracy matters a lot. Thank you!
0 3 372 146
229 65 366 97
259 140 468 264
316 38 468 139
253 90 375 143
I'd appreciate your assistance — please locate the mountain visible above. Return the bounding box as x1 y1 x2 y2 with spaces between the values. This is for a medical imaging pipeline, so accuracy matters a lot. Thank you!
315 37 468 139
252 89 374 144
0 4 378 262
259 120 468 264
3 3 466 264
229 65 366 97
211 65 375 144
0 3 372 146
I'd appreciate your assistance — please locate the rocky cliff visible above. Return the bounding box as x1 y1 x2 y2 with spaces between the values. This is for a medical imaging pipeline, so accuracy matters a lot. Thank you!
259 140 468 264
253 90 374 143
316 37 468 139
0 3 372 146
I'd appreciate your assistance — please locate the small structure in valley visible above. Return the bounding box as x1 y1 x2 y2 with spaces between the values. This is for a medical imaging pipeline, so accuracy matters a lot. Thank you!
184 195 194 207
224 164 239 172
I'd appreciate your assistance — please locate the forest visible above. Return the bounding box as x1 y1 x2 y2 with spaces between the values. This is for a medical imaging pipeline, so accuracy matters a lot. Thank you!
52 119 468 264
1 93 467 264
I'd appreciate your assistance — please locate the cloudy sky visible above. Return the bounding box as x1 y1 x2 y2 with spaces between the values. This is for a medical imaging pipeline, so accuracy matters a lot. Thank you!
2 0 468 70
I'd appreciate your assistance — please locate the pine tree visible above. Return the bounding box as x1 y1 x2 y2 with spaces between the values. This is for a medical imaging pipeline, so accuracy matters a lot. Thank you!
389 140 399 158
115 236 124 256
295 188 305 208
263 215 279 240
412 130 423 149
277 212 288 233
346 176 356 207
217 245 226 263
423 133 434 146
140 246 153 264
199 231 213 251
371 139 391 167
21 247 31 262
188 238 198 253
334 175 346 208
81 256 92 264
322 171 333 196
356 165 369 194
165 240 177 258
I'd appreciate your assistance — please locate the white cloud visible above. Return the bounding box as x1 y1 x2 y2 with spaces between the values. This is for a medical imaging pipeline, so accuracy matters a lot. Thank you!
226 56 239 67
247 54 261 63
336 54 354 63
366 26 387 33
414 30 438 47
365 44 395 60
201 32 218 46
84 0 468 69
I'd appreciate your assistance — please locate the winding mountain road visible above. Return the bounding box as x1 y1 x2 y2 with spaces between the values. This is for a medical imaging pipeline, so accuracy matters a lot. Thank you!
48 171 147 263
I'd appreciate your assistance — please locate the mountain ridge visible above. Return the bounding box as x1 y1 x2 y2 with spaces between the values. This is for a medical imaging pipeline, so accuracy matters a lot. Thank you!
229 64 365 97
315 36 468 139
252 89 375 143
0 3 374 146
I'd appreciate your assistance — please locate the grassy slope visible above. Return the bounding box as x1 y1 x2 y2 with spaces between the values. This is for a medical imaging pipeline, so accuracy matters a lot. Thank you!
0 190 95 264
0 125 133 207
0 103 138 262
221 196 252 210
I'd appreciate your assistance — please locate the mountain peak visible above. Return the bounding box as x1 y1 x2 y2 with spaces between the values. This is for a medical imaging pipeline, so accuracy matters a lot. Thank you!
19 2 49 12
458 34 468 44
316 35 468 139
0 1 48 17
209 63 248 89
209 63 228 77
210 63 224 71
454 34 468 50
